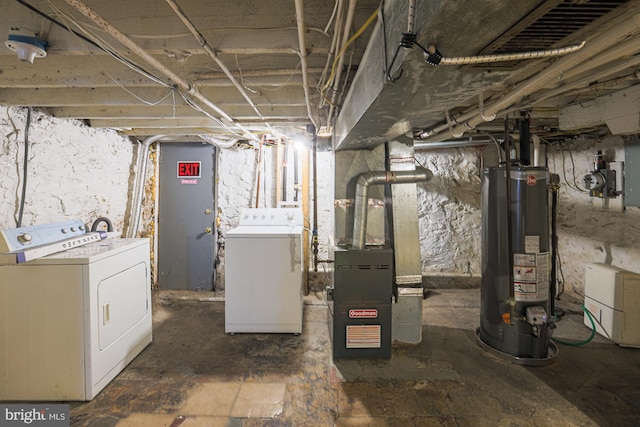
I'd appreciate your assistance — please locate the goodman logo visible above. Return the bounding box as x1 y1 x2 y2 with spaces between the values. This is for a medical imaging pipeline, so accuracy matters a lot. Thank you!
349 309 378 319
1 405 69 426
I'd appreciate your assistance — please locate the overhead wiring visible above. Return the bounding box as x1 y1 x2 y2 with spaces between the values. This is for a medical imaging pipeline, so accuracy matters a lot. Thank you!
320 8 378 95
16 107 32 228
17 0 171 88
177 91 241 138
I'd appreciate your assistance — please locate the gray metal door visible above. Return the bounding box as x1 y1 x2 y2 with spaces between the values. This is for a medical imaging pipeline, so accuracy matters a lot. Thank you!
158 143 216 290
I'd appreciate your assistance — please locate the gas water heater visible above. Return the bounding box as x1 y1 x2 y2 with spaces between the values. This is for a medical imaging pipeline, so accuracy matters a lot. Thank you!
477 166 558 365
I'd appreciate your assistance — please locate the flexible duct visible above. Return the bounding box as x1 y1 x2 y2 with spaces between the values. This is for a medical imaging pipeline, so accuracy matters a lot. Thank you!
351 166 433 250
436 42 585 66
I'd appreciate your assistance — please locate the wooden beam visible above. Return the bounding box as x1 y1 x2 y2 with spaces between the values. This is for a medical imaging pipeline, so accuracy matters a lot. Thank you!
48 105 311 120
0 86 311 106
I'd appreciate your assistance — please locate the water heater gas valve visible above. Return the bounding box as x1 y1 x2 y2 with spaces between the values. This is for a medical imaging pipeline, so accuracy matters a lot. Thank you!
582 151 622 199
525 306 548 326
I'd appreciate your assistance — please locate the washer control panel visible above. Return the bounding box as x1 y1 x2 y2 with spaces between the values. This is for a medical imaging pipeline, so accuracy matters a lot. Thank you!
0 219 88 253
238 208 303 227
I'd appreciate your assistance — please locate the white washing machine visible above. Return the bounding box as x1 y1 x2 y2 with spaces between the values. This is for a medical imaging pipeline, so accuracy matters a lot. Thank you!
225 208 304 334
0 229 152 401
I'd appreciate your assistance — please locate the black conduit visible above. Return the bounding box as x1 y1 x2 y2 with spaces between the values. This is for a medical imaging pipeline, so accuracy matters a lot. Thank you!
504 114 515 302
293 146 299 202
519 112 530 166
17 107 32 228
550 178 560 313
312 133 319 272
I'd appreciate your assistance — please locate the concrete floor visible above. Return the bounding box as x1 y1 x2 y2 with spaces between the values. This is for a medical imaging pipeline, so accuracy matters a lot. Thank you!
70 289 640 426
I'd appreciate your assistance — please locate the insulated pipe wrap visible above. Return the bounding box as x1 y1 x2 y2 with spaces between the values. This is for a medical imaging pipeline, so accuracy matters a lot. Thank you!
351 166 433 250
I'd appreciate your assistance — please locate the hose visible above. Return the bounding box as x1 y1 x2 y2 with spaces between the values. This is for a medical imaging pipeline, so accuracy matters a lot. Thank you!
91 217 113 232
551 305 596 346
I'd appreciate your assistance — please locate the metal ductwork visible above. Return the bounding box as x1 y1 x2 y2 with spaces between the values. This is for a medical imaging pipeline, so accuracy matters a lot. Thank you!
351 166 433 250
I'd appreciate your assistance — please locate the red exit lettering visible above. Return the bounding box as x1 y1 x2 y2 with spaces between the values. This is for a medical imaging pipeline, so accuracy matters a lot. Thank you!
177 161 201 178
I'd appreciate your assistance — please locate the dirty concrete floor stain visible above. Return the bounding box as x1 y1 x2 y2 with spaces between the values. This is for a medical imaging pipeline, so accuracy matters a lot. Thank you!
69 290 640 426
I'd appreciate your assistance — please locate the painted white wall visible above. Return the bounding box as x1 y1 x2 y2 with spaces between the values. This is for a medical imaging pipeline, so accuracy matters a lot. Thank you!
547 135 640 297
416 148 482 277
3 106 637 299
214 143 334 289
0 106 134 232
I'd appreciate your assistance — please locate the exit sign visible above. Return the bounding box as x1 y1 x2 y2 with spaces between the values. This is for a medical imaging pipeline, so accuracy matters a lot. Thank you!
177 161 201 178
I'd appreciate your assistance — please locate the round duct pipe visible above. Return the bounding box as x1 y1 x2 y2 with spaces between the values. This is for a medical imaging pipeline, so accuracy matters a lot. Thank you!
351 166 433 250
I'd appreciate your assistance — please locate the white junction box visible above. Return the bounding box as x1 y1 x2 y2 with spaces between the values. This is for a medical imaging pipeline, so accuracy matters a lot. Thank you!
584 263 640 347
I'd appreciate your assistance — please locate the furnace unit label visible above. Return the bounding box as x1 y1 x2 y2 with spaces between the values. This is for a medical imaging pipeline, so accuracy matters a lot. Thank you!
346 325 381 348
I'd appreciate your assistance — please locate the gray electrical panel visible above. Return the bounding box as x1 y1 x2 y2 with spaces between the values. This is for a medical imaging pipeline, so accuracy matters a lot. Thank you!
625 138 640 207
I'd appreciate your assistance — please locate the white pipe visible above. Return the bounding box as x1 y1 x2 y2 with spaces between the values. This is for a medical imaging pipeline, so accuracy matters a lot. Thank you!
199 135 239 148
532 134 541 167
63 0 257 140
520 41 640 108
294 0 319 129
165 0 264 120
421 13 640 142
328 0 357 122
128 135 166 238
413 138 492 150
318 0 344 109
193 67 325 80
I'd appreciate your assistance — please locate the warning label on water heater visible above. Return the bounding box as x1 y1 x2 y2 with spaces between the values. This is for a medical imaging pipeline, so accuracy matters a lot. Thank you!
513 252 549 302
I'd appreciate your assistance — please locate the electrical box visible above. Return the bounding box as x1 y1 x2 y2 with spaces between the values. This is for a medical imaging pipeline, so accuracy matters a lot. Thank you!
624 138 640 207
584 263 640 347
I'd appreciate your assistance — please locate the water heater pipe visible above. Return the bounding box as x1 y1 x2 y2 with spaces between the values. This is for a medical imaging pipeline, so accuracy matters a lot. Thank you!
351 166 433 250
532 134 542 167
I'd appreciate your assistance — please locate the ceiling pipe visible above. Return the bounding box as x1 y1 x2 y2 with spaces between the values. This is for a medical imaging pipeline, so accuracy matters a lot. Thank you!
192 67 325 80
318 0 344 111
351 166 433 250
165 0 264 120
63 0 257 141
327 0 357 124
518 43 640 109
294 0 319 129
413 138 491 150
419 12 640 142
